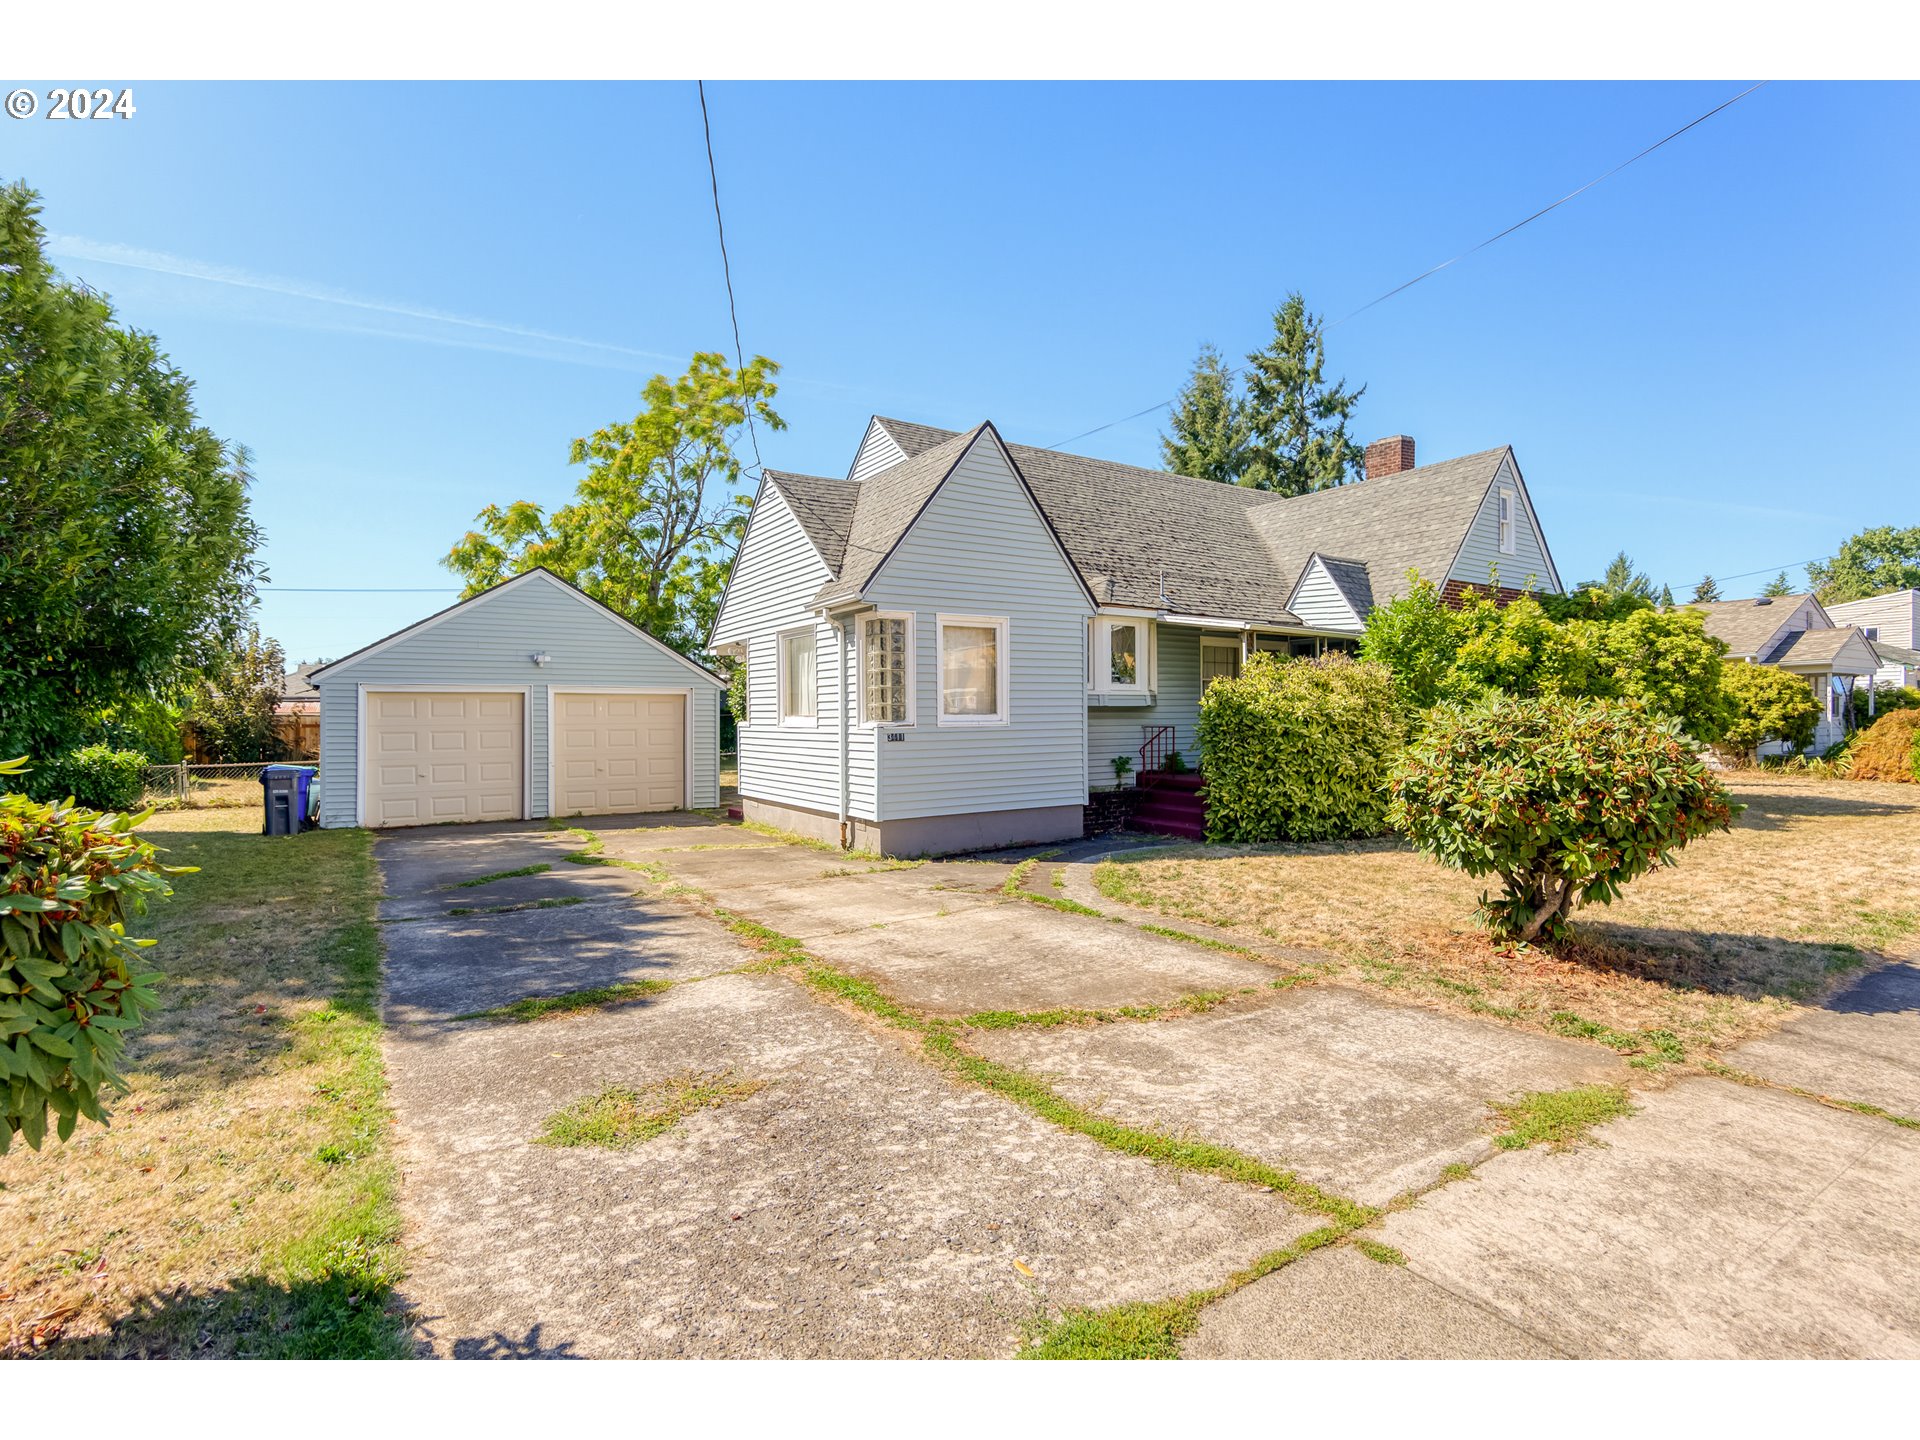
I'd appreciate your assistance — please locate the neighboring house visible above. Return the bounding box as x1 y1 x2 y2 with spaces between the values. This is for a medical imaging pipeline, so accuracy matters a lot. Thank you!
1688 593 1881 751
278 661 323 713
710 416 1562 854
1825 588 1920 692
310 568 725 829
275 662 323 761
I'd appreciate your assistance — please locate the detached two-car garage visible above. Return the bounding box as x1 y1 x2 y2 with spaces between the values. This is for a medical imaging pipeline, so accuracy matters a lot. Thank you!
311 569 724 830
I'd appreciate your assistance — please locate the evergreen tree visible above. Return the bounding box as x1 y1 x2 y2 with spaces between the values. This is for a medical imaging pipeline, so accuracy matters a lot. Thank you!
1760 571 1795 597
1600 551 1657 602
1160 343 1249 485
1658 584 1675 609
1691 575 1722 603
1238 293 1367 495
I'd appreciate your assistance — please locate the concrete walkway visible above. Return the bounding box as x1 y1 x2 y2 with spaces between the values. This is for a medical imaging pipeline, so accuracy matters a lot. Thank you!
376 812 1920 1359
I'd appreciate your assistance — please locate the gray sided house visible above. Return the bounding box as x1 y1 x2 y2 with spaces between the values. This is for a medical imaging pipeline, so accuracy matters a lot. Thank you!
311 568 724 829
1687 593 1883 751
710 417 1562 855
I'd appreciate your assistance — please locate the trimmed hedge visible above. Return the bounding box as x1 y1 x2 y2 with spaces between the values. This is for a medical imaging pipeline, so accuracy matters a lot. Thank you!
1849 709 1920 783
29 745 149 812
1197 653 1408 842
1387 694 1739 943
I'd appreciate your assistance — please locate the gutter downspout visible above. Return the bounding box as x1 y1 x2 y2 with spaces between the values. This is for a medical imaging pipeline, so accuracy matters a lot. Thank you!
836 615 852 850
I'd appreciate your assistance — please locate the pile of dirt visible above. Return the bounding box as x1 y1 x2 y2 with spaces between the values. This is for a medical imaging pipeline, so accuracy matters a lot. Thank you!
1849 709 1920 783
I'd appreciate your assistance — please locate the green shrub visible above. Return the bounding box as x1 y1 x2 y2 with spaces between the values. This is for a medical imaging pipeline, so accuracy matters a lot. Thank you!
1198 652 1408 842
88 697 186 765
1387 695 1739 943
1 756 184 1153
30 744 149 811
1851 683 1920 730
1718 662 1821 762
1849 709 1920 783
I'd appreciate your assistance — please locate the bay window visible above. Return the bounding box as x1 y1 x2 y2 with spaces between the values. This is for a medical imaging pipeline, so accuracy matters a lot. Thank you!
860 612 914 725
937 615 1008 724
1090 617 1151 697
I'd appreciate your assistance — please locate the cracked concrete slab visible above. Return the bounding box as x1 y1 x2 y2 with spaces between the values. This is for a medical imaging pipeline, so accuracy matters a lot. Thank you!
376 829 587 915
1378 1077 1920 1358
1184 1244 1564 1359
1728 961 1920 1120
383 900 744 1023
389 970 1312 1359
971 985 1624 1205
685 875 1011 941
647 843 897 891
803 902 1284 1016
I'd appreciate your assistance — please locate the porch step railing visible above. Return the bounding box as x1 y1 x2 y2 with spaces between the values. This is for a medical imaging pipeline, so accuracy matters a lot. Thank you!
1139 724 1176 774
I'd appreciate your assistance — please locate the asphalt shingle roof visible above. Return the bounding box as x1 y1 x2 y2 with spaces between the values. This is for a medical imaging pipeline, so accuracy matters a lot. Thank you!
1768 626 1877 669
1686 596 1809 659
764 470 859 574
774 416 1522 628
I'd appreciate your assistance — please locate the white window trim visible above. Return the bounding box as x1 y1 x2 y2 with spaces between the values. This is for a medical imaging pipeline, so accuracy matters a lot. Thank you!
857 611 917 728
1498 488 1518 556
776 625 819 728
1089 616 1152 697
936 613 1011 727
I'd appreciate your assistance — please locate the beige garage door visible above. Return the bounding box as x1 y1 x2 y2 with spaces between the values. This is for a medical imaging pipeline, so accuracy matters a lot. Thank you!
553 692 684 816
365 692 524 828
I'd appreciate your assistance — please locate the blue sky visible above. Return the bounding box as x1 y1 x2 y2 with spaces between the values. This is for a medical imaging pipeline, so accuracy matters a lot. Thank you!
9 80 1916 663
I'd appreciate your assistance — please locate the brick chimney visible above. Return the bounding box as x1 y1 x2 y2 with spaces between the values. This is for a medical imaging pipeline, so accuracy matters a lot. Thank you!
1364 435 1416 480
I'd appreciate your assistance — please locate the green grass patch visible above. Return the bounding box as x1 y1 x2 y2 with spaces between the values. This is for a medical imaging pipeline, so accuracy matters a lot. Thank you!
1011 889 1107 918
1699 1060 1920 1130
450 862 551 889
1352 1238 1407 1266
1546 1011 1685 1067
453 978 673 1024
1018 1225 1348 1359
536 1071 765 1149
1490 1084 1634 1151
1138 923 1261 957
446 895 587 917
960 989 1240 1031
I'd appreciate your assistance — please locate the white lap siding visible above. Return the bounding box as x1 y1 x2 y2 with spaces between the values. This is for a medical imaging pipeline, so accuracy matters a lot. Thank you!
1448 453 1560 594
863 433 1093 821
315 573 721 827
711 486 876 820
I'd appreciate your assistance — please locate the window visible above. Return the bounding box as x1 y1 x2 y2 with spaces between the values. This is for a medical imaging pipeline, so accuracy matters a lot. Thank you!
1090 617 1151 695
860 613 914 725
736 651 750 726
1497 488 1517 556
938 615 1008 724
1201 638 1242 686
779 628 817 723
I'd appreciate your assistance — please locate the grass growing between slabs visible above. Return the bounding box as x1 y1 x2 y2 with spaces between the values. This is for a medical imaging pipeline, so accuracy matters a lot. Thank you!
454 979 675 1025
1490 1085 1636 1151
450 862 551 889
0 810 407 1358
537 1072 766 1149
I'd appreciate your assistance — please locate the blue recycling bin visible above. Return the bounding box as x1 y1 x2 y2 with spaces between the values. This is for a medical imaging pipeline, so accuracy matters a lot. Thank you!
261 764 318 835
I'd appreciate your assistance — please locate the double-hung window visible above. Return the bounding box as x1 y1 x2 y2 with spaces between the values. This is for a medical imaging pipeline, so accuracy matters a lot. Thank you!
1200 637 1242 686
779 627 817 724
937 615 1008 725
860 613 914 725
1497 488 1518 555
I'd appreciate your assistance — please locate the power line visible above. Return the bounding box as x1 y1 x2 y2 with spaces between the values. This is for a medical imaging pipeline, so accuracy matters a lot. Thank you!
697 80 762 473
1043 82 1769 452
261 586 460 593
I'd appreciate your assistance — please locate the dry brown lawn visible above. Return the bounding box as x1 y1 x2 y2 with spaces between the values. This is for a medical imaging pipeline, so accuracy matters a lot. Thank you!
1096 774 1920 1060
0 809 404 1358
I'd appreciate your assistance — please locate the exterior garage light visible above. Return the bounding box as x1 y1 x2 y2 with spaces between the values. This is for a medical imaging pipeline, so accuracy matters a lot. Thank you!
530 651 552 667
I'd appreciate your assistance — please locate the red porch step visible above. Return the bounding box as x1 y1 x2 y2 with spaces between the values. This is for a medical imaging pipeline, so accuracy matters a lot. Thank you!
1127 771 1208 841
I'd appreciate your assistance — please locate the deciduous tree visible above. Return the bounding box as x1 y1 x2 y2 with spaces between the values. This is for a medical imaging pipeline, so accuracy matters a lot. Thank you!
1806 526 1920 604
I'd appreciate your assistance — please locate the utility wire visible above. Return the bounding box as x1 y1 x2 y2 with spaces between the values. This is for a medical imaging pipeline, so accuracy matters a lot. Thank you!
698 80 762 473
1044 82 1769 452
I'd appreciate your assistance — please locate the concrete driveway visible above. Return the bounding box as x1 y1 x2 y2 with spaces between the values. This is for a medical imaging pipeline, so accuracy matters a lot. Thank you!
377 813 1920 1359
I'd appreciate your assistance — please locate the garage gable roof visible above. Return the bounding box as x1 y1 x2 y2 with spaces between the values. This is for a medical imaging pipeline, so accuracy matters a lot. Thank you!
309 568 725 687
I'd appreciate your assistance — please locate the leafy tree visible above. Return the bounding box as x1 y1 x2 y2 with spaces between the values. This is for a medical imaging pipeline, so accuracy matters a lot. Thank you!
445 352 783 655
1451 594 1608 701
1691 575 1722 603
1358 573 1465 709
1760 570 1796 598
1657 584 1675 610
1718 662 1821 763
0 183 264 762
1388 695 1739 943
1160 343 1249 485
1238 293 1367 495
1806 525 1920 604
1 756 181 1153
1593 607 1730 742
186 626 288 762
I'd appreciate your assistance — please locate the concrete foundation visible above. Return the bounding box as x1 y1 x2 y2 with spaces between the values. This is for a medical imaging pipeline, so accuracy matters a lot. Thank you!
741 795 1084 858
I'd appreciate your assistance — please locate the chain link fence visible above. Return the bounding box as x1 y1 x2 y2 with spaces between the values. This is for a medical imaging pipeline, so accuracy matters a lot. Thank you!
142 762 302 810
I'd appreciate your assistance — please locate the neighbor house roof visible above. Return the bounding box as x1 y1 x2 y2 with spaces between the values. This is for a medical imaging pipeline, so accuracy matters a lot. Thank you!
1872 639 1920 667
770 416 1535 629
279 661 322 703
1768 625 1880 672
1686 595 1813 659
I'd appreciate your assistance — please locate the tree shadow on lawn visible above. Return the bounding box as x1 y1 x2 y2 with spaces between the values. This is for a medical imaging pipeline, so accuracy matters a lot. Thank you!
1554 921 1891 1005
1716 784 1917 832
22 1272 413 1360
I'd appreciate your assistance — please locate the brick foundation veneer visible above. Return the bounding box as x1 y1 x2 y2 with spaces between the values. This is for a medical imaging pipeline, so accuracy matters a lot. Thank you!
1440 579 1528 609
1083 786 1143 837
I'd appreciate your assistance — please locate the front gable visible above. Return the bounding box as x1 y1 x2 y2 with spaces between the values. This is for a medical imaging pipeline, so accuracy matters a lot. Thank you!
848 416 909 482
1286 555 1369 631
1445 451 1562 594
709 483 833 645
